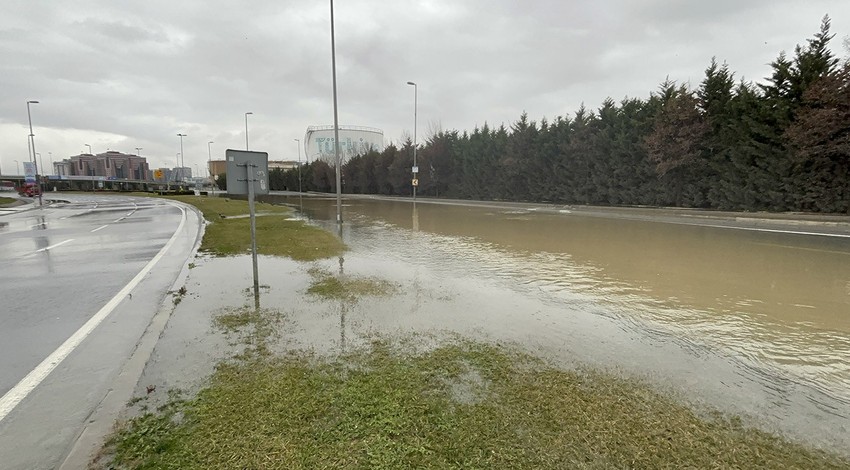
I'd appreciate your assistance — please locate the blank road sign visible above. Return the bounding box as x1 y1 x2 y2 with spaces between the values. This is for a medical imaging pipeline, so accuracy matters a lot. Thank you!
225 149 269 196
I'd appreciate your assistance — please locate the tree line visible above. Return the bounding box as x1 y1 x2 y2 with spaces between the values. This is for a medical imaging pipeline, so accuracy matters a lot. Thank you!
262 17 849 213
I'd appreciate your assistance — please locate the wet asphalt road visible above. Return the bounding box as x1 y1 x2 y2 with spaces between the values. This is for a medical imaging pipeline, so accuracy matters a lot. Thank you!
0 193 201 469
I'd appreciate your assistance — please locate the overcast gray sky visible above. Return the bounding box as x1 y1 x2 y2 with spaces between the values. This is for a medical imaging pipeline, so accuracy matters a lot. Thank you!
1 0 849 174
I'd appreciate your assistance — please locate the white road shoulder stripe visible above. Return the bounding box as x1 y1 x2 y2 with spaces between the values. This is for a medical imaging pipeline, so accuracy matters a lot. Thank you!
0 202 188 422
30 239 75 254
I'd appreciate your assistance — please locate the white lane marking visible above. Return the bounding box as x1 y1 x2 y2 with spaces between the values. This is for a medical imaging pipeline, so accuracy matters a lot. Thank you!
693 222 850 239
91 225 109 233
113 206 138 223
0 203 188 423
30 239 75 254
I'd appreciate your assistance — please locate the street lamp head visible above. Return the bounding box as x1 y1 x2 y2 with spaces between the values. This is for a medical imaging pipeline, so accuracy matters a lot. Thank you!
246 112 253 115
406 81 416 86
177 133 186 137
27 100 39 104
208 141 214 144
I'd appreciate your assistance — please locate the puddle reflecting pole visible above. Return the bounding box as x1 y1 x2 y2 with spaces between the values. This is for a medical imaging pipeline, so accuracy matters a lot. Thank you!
338 222 345 350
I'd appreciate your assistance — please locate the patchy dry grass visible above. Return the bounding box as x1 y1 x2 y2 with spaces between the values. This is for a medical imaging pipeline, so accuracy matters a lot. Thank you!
306 267 398 302
100 338 848 469
0 196 17 205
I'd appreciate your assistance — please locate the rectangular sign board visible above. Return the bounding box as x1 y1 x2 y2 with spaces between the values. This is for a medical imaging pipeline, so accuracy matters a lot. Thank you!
225 149 269 196
23 162 36 183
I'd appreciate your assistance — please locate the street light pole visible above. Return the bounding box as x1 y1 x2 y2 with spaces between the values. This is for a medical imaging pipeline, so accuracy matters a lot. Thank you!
245 112 253 150
36 152 44 181
207 140 214 176
15 160 20 175
406 81 418 201
26 100 43 207
294 138 302 194
85 144 92 155
134 147 143 179
177 133 186 183
329 0 342 224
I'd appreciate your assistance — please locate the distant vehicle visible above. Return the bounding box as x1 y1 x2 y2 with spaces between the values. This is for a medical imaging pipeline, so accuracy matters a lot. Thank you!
0 180 15 192
18 182 40 197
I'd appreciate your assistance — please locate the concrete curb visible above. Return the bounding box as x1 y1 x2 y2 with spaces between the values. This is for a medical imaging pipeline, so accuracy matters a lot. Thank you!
58 202 205 469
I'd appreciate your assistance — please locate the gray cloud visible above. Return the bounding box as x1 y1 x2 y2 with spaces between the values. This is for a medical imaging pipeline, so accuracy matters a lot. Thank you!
1 0 848 173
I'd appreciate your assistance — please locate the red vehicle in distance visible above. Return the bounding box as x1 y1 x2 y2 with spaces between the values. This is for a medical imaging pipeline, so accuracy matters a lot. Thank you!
17 182 41 197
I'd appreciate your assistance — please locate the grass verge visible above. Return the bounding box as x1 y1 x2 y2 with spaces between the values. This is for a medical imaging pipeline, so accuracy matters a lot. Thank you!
307 267 398 302
0 196 17 205
137 193 345 260
102 334 848 469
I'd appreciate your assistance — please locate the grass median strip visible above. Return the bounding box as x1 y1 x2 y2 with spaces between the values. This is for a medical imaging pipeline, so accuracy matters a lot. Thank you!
0 196 17 205
139 194 345 260
101 336 848 469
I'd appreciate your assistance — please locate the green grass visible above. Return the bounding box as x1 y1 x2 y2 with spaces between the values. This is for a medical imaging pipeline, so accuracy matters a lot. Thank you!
101 335 848 469
135 194 345 260
0 196 17 205
307 267 398 302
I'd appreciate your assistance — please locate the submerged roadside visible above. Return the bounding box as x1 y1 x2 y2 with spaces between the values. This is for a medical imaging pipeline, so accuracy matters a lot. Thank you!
271 191 850 237
83 194 849 469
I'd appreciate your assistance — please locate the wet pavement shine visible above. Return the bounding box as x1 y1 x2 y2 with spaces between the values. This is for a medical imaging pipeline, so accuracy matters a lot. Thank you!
0 193 202 470
131 194 850 456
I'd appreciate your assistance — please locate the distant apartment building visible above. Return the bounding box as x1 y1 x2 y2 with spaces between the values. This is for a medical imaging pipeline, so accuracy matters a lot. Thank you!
57 151 150 179
208 159 299 176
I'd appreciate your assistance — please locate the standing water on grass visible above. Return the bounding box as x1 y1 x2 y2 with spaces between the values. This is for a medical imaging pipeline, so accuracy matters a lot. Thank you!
264 195 850 450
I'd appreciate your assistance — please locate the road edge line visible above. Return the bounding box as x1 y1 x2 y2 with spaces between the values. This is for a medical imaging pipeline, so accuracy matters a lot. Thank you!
58 200 205 470
0 202 188 422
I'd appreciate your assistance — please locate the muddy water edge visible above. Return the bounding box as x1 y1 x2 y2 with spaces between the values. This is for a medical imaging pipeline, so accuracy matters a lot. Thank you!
254 194 850 453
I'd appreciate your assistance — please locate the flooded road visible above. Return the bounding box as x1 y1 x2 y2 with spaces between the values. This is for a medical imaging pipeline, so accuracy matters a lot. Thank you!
253 194 850 449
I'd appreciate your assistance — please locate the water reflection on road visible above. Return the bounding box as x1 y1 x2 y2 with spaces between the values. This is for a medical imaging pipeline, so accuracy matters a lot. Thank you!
267 195 850 448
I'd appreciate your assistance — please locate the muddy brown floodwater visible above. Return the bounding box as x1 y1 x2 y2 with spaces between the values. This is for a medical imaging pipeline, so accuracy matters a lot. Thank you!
256 195 850 452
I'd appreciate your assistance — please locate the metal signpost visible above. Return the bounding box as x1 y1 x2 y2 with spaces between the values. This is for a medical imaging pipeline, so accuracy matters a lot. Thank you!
226 149 269 304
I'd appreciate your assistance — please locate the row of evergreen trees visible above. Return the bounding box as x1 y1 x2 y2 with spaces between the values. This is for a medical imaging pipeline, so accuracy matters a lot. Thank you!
270 17 849 213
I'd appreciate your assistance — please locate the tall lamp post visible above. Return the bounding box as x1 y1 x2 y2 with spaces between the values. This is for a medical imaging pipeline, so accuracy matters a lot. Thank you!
36 152 44 183
26 100 43 207
406 81 418 201
177 133 186 183
175 153 181 184
207 140 214 177
329 0 342 223
15 160 20 175
294 138 302 193
245 112 253 150
85 144 92 155
134 147 143 180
